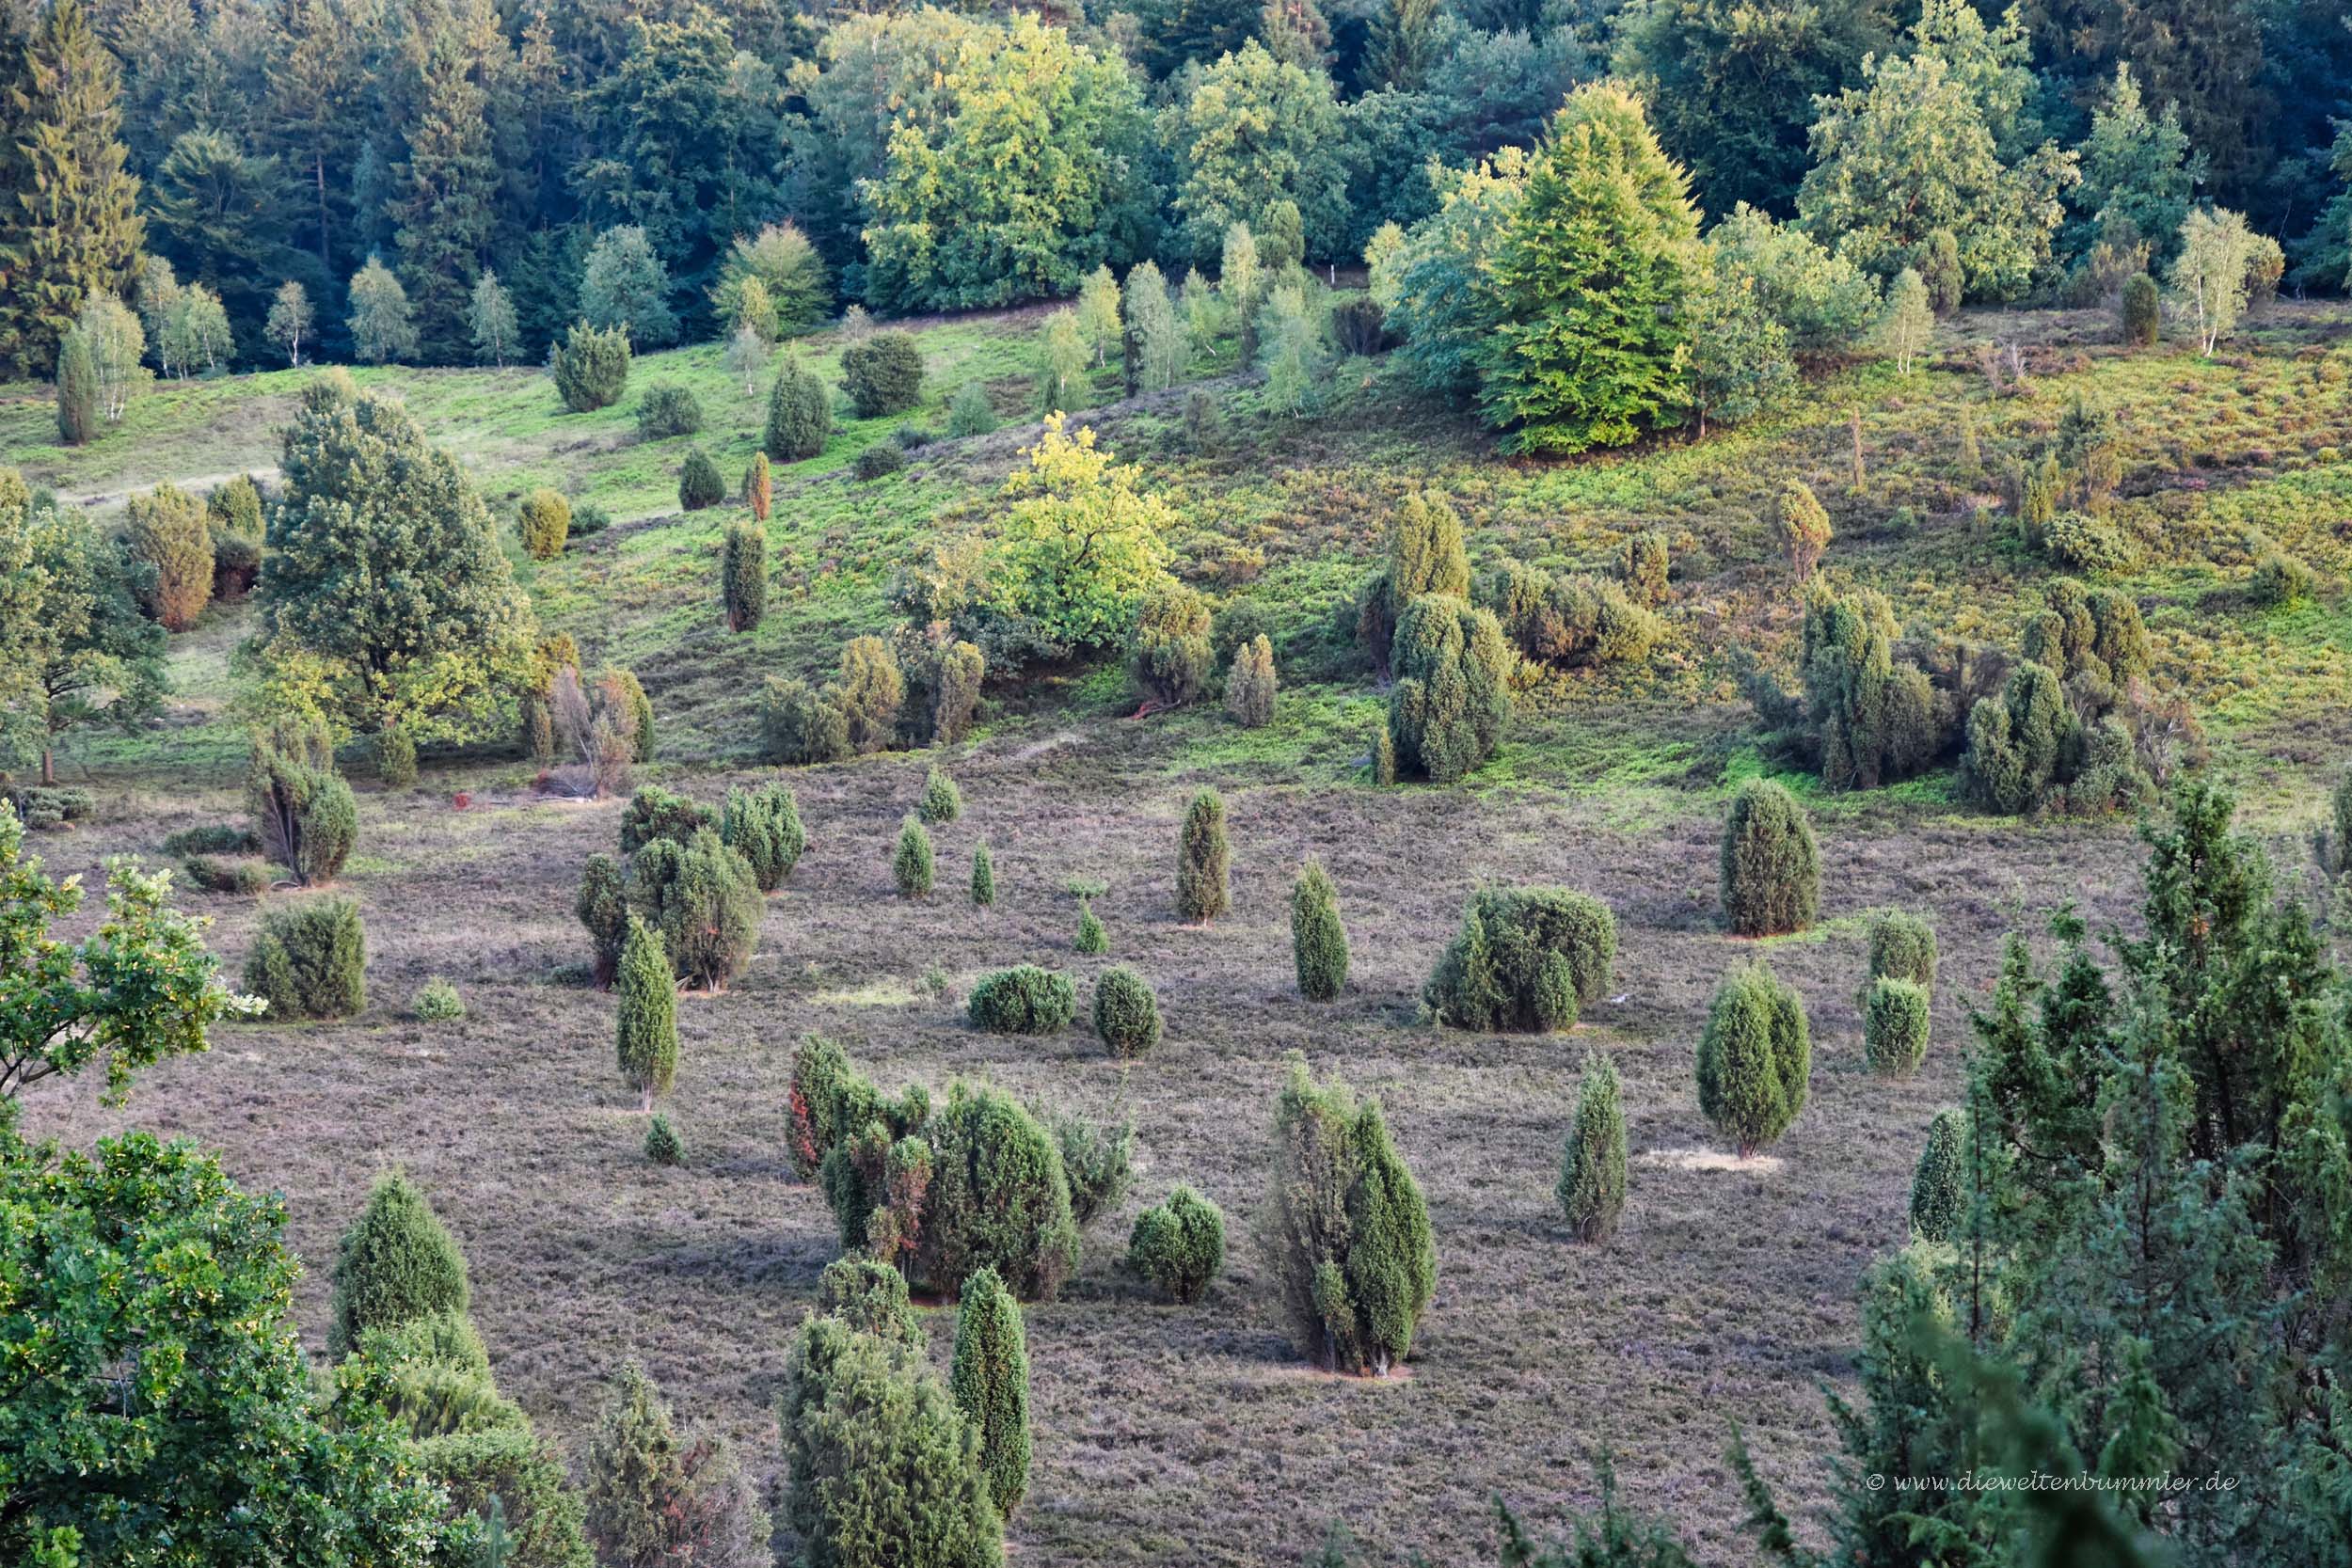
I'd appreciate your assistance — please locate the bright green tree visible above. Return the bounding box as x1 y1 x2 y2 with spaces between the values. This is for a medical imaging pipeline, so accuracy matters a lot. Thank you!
1160 42 1346 267
1795 0 2078 300
1122 259 1184 392
346 255 420 363
984 414 1176 656
0 482 166 785
469 271 517 367
1472 84 1702 454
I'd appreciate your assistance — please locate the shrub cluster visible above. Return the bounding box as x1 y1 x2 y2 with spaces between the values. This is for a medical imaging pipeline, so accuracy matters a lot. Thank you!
245 895 368 1020
1356 492 1470 670
1091 966 1160 1057
720 781 803 890
765 357 832 460
1908 1109 1967 1242
552 321 629 411
1127 583 1215 706
1486 562 1659 670
1862 977 1931 1076
1224 635 1277 727
968 965 1075 1035
617 784 717 854
1743 584 1956 791
1262 1054 1436 1375
1424 886 1615 1032
677 448 725 511
635 383 703 438
894 816 935 897
841 331 925 418
1694 962 1811 1156
629 829 761 990
1387 594 1512 784
1720 778 1820 936
919 768 961 824
1127 1185 1224 1303
1175 788 1230 923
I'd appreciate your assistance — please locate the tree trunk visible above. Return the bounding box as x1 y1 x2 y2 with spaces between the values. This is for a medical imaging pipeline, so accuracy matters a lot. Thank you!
40 746 56 785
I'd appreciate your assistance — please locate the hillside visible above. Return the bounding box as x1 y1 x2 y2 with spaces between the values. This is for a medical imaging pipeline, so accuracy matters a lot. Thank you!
10 293 2352 1563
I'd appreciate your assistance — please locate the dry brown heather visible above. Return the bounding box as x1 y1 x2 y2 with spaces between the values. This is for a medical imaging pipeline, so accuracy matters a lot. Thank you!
20 721 2184 1565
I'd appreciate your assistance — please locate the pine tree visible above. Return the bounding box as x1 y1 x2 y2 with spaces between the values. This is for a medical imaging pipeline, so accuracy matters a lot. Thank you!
949 1265 1032 1518
0 0 144 380
1694 962 1812 1157
330 1171 470 1354
1289 858 1348 1001
1176 788 1230 924
971 841 995 907
721 520 765 632
1719 778 1820 936
614 916 677 1112
1557 1051 1628 1243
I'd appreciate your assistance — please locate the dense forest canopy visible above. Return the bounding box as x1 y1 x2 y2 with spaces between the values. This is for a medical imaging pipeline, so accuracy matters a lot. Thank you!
0 0 2346 380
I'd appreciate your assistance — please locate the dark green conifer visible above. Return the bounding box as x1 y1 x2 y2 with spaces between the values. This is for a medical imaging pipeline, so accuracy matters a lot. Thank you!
949 1265 1032 1519
615 915 678 1112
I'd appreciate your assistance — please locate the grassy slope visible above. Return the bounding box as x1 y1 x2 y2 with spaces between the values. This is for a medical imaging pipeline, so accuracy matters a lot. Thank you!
7 298 2352 1562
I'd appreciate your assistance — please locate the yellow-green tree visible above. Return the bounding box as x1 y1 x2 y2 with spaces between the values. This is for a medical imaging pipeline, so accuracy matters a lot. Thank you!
985 414 1175 657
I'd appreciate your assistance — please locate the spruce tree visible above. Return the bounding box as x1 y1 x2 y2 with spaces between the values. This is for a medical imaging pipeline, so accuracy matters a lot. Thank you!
1720 777 1820 936
894 816 934 897
387 44 496 363
949 1265 1032 1519
1176 788 1231 924
1557 1051 1628 1243
970 840 996 907
330 1171 470 1354
1290 858 1349 1001
614 916 678 1112
1694 963 1812 1157
1908 1108 1966 1242
0 0 144 380
722 520 766 632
